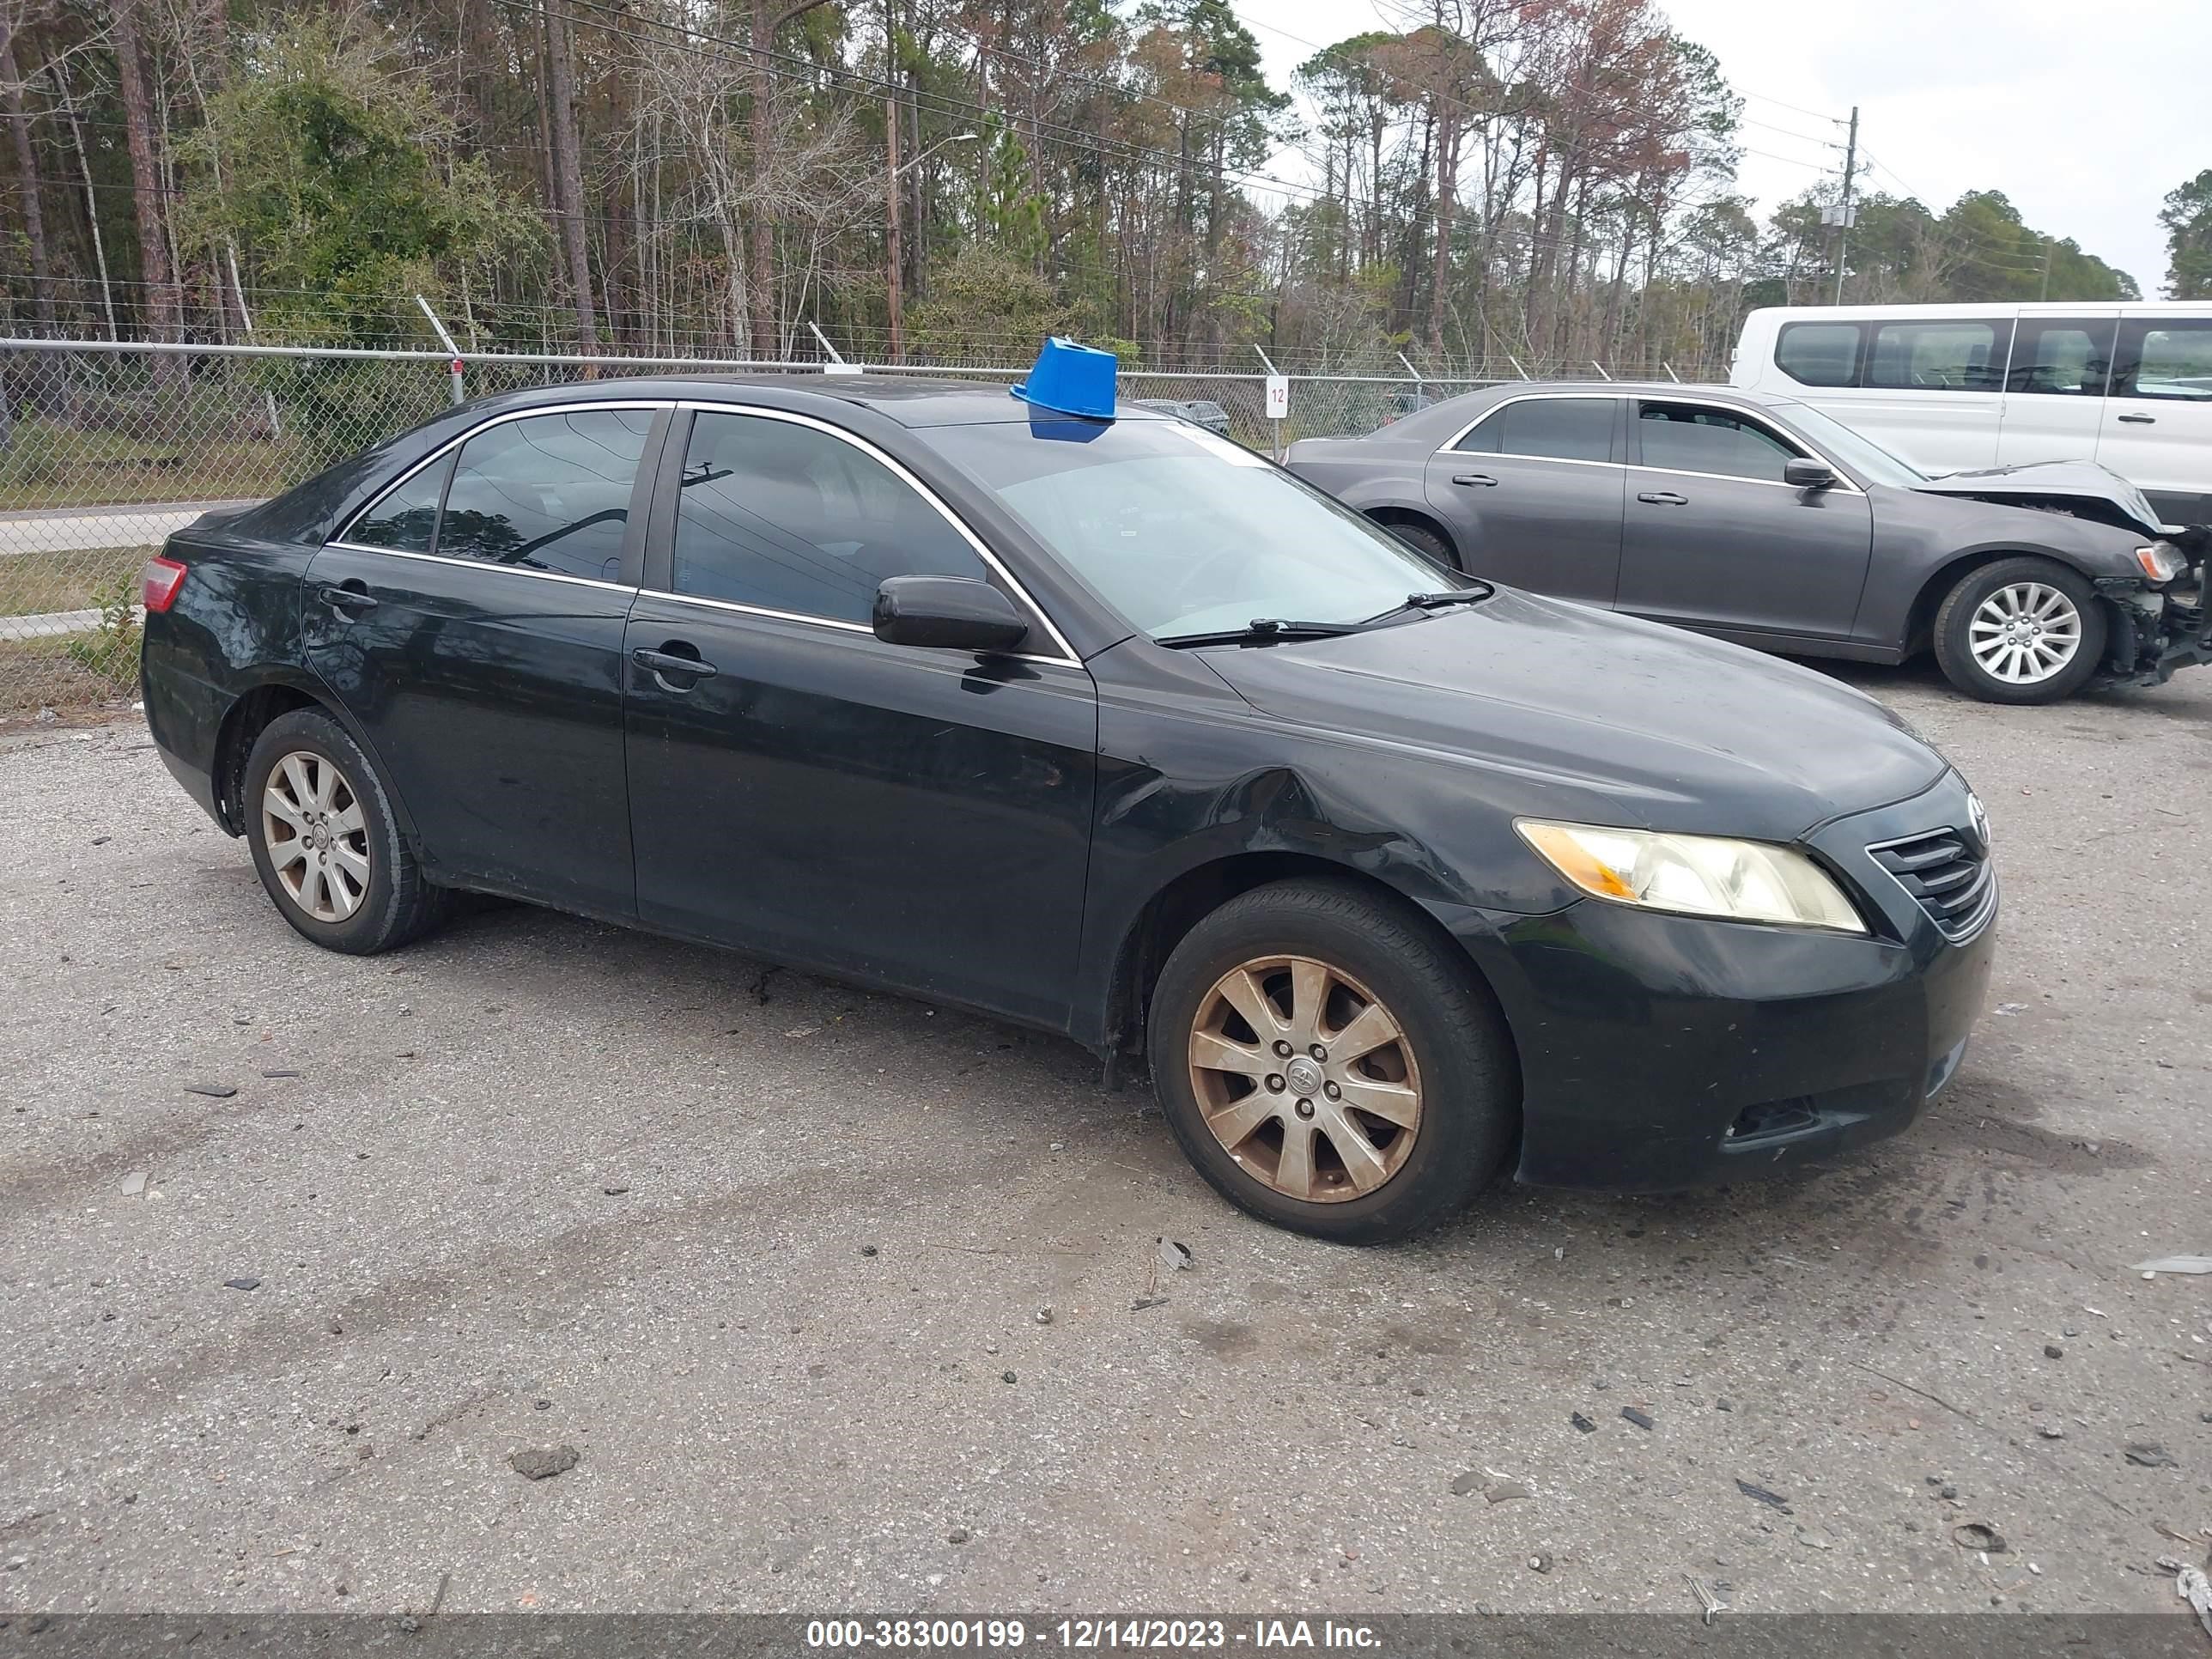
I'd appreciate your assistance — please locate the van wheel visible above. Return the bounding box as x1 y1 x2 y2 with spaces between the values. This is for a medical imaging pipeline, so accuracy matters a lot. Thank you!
1932 556 2105 703
1379 519 1457 570
242 708 450 953
1146 879 1516 1244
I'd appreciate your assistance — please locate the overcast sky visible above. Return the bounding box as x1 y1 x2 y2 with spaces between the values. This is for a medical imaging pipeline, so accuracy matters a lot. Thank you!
1234 0 2209 296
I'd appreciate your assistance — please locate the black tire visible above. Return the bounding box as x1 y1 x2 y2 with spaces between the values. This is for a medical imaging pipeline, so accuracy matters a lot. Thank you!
1930 556 2106 704
1146 878 1517 1244
1381 519 1457 571
241 707 449 954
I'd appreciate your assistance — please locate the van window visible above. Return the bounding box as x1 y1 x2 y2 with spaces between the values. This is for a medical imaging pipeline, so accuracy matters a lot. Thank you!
2007 319 2116 396
1774 322 1862 387
2117 319 2212 402
1866 321 2008 391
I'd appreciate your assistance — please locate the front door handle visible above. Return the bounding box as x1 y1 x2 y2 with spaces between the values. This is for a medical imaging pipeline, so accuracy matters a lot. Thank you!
2117 413 2156 425
1451 472 1499 487
318 581 378 615
1637 490 1688 506
631 644 718 685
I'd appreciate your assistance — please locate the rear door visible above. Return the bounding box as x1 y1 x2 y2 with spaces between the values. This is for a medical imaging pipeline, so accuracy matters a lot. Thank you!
1996 312 2118 467
621 406 1098 1029
304 404 660 917
1617 398 1873 642
1421 394 1625 605
2099 314 2212 524
1854 316 2011 472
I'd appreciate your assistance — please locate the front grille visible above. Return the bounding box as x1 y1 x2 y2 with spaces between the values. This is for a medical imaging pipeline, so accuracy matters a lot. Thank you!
1869 827 1994 938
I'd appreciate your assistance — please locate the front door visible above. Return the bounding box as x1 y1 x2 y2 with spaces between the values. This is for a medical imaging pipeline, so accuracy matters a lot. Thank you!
1996 313 2118 468
1617 398 1874 643
302 404 660 917
1420 393 1626 605
622 407 1098 1030
2099 314 2212 524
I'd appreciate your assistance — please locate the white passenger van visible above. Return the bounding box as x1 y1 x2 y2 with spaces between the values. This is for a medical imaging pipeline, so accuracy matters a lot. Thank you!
1731 303 2212 526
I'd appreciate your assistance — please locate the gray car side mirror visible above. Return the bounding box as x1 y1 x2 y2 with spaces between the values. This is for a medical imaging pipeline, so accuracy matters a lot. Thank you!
1784 458 1838 490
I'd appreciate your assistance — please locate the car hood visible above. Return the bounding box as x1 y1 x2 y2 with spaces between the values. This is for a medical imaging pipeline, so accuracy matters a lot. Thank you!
1912 459 2169 536
1195 588 1949 842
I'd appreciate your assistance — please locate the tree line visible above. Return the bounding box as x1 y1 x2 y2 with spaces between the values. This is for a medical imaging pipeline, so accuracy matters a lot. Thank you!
0 0 2179 374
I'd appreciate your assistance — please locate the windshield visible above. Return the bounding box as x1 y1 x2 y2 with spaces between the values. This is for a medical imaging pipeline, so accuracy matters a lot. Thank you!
1774 401 1929 487
914 418 1449 640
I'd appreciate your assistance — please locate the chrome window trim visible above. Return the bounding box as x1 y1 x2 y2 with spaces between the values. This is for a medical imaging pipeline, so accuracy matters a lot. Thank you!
1438 390 1625 465
629 586 1090 676
1631 394 1864 495
671 399 1084 667
320 540 639 594
333 398 666 550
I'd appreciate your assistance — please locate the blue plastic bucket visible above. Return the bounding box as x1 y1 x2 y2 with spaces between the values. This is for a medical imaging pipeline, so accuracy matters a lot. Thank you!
1009 337 1118 420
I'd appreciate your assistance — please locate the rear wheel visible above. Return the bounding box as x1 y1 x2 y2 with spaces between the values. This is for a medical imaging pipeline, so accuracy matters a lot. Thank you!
1931 556 2105 703
1378 519 1456 570
1146 879 1516 1243
242 708 449 953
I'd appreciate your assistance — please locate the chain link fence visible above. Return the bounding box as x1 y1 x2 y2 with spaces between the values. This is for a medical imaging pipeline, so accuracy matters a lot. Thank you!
0 336 1653 717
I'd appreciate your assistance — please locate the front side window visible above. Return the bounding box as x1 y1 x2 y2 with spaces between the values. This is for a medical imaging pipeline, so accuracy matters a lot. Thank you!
1775 322 1863 387
1454 397 1615 463
1866 321 2008 391
349 453 453 553
438 409 653 579
1635 402 1805 483
2007 319 2116 395
915 418 1448 641
2118 319 2212 402
671 411 990 623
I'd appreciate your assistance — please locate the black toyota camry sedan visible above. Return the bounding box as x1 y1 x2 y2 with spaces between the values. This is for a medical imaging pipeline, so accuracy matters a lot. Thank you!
139 368 1996 1243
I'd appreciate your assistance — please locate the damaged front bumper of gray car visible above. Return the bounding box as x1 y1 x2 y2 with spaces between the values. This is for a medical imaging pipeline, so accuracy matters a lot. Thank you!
2097 529 2212 687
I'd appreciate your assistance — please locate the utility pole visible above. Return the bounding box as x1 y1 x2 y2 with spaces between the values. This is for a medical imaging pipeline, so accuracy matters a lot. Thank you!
884 0 903 363
1832 105 1859 305
2039 237 2052 301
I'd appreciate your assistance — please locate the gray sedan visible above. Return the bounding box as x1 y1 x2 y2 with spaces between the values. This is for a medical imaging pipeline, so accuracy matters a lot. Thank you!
1285 382 2209 702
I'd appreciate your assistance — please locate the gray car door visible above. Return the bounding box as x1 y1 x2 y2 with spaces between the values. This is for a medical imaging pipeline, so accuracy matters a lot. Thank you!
1617 398 1874 643
1421 394 1626 605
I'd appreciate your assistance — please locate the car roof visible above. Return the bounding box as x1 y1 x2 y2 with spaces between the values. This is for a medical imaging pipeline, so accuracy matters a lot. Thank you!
466 373 1176 429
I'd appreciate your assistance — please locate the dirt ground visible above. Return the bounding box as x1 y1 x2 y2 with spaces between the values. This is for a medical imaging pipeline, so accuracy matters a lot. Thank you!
2 659 2208 1619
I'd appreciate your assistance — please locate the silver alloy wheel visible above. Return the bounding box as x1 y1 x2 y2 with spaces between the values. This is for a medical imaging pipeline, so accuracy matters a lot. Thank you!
1186 953 1423 1204
1967 581 2083 685
261 750 370 923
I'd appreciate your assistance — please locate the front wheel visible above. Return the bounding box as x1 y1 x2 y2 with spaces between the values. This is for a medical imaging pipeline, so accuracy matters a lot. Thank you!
1931 556 2106 703
242 707 450 954
1379 519 1457 570
1146 879 1517 1243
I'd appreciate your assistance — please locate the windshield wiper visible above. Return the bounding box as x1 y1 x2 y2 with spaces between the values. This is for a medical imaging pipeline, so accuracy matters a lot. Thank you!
1155 617 1367 648
1360 583 1495 625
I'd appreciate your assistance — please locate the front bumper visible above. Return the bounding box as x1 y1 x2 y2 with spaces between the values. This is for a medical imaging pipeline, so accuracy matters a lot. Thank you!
2099 532 2212 687
1443 773 1996 1193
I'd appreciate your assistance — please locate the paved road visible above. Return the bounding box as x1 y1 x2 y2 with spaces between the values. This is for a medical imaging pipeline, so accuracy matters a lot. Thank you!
2 661 2208 1618
0 499 258 556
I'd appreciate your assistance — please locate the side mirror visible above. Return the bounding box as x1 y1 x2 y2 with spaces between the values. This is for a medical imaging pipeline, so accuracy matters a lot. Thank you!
1784 457 1837 490
872 574 1030 653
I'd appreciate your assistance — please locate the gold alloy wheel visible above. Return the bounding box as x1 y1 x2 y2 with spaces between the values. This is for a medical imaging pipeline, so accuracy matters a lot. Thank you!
1185 953 1423 1203
261 750 371 923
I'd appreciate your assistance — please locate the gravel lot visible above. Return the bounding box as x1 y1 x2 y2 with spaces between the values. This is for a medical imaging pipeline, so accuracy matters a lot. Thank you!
2 659 2208 1620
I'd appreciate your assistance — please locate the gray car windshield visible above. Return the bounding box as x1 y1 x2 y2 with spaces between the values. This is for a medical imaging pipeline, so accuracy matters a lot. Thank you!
915 418 1449 640
1774 402 1929 487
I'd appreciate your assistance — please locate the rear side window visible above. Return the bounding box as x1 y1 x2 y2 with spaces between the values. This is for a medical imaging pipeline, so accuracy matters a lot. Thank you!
349 453 453 553
2007 319 2117 395
437 409 654 579
1866 321 2008 391
2117 319 2212 402
671 412 989 623
1454 398 1614 463
1635 403 1805 482
1775 322 1862 387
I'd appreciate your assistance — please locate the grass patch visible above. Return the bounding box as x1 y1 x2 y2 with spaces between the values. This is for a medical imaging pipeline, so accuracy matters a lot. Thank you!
0 545 155 617
0 416 292 512
0 629 137 718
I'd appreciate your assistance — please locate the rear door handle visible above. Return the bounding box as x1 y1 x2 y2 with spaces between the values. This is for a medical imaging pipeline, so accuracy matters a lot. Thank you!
317 582 378 614
1636 490 1688 506
631 644 718 684
2116 413 2156 425
1451 472 1499 487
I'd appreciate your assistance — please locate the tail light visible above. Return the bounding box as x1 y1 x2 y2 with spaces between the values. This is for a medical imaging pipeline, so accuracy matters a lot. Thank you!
142 555 188 612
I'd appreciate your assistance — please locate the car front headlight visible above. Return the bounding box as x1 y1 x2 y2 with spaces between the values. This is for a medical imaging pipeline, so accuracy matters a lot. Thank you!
2136 543 2187 583
1517 820 1867 933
